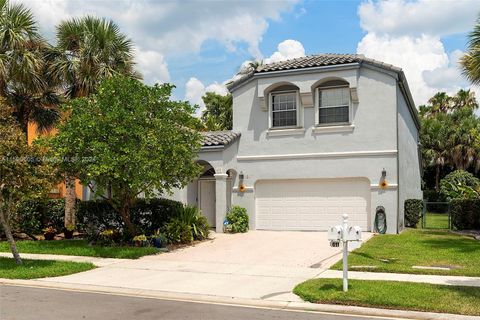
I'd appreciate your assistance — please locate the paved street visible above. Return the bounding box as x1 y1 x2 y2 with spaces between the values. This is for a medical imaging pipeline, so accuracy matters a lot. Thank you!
0 285 401 320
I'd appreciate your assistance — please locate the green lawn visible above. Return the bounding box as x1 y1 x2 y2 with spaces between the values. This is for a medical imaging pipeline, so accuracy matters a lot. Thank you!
294 279 480 316
0 257 95 279
423 213 450 229
0 240 158 259
332 229 480 276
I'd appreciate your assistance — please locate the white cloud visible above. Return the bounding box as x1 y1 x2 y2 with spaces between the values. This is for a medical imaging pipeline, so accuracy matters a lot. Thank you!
135 47 170 84
264 39 306 64
356 0 478 106
18 0 299 92
359 0 479 37
185 78 228 116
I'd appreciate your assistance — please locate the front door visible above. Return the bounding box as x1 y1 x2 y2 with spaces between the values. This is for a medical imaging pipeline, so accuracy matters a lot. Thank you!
199 179 216 227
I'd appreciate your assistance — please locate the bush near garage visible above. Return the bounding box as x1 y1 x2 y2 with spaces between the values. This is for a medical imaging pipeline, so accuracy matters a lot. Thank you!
404 199 423 228
450 199 480 230
225 206 249 233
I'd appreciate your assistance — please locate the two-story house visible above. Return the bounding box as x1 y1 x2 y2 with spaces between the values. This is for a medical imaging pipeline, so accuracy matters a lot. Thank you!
171 54 422 234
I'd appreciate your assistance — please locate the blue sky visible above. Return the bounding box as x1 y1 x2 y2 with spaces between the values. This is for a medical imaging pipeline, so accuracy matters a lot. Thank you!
20 0 480 111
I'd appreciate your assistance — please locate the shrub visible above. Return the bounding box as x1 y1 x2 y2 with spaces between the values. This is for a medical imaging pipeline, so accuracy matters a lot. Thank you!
13 199 65 237
440 170 480 201
164 219 193 244
450 199 480 230
404 199 423 228
176 206 210 240
225 206 249 233
76 198 183 238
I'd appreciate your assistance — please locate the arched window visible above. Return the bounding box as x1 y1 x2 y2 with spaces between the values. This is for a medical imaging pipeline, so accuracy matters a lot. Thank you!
316 79 350 126
268 84 300 128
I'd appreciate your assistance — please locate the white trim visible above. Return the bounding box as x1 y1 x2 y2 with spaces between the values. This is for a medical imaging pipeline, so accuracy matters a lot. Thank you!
267 128 305 137
312 124 355 134
214 173 228 180
237 149 398 161
232 186 254 192
370 183 398 190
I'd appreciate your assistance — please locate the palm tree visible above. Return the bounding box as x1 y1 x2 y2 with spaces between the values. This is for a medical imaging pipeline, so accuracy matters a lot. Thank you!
52 16 138 227
427 92 452 116
421 114 452 191
461 14 480 85
452 89 479 111
237 60 263 76
0 0 60 135
449 108 480 171
52 16 139 99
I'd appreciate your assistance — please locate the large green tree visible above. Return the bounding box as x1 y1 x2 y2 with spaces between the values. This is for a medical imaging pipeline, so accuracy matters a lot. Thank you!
51 15 139 227
461 13 480 85
0 104 53 265
201 92 233 131
420 90 480 190
0 0 60 135
48 76 202 236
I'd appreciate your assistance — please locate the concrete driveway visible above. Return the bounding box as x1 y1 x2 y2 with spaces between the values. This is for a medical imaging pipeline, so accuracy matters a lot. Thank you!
42 231 372 302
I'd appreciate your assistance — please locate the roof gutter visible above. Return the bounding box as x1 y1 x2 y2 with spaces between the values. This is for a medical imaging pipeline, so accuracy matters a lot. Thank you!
397 71 421 130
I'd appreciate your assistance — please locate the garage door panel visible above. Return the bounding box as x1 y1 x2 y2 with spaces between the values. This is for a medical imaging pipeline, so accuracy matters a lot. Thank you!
256 179 370 231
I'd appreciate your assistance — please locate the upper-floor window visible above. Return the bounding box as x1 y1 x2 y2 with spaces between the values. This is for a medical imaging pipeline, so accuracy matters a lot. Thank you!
272 91 297 127
269 84 300 129
316 80 350 126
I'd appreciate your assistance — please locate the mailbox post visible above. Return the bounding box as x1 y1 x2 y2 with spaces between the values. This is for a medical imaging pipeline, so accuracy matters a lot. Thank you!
327 214 362 292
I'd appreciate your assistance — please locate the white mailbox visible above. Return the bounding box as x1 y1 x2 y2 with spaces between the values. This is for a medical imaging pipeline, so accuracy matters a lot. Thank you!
328 225 342 241
327 214 363 292
346 226 362 241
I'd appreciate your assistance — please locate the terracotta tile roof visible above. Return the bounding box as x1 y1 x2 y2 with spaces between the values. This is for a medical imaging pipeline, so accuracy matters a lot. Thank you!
227 54 402 91
201 131 240 148
257 53 401 73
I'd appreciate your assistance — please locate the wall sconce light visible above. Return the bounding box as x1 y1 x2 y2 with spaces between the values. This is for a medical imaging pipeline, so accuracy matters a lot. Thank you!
379 168 388 189
238 171 246 193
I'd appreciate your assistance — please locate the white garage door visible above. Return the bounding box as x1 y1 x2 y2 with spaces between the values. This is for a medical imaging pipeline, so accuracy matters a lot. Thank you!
256 178 370 231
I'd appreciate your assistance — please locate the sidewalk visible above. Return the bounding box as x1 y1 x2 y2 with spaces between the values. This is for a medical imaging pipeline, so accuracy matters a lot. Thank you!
320 269 480 287
0 252 129 267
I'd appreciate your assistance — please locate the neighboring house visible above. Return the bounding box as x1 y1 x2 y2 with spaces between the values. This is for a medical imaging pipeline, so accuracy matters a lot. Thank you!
27 122 85 200
171 54 422 234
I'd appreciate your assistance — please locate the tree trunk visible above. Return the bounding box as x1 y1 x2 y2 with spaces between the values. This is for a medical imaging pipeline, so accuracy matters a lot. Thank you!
120 205 136 237
435 165 441 192
0 205 22 265
65 176 77 227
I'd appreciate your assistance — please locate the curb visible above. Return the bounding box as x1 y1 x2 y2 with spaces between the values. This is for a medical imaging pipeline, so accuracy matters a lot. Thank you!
1 279 477 320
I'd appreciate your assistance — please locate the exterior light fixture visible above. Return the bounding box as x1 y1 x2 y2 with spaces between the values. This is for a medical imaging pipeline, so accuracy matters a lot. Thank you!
380 168 388 189
238 171 246 193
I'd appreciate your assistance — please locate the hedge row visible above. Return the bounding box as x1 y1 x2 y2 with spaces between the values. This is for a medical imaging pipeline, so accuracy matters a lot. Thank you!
450 199 480 230
77 198 183 235
4 198 183 237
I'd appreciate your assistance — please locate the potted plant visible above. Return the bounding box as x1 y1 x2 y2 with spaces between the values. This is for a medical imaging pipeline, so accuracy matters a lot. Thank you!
43 226 57 241
133 234 148 247
64 224 75 239
151 229 167 248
